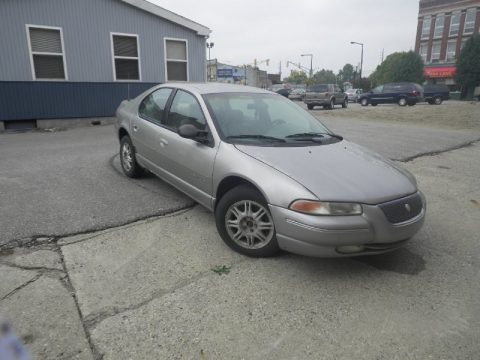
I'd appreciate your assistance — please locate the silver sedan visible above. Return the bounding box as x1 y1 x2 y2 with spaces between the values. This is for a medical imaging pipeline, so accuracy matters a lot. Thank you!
115 83 425 257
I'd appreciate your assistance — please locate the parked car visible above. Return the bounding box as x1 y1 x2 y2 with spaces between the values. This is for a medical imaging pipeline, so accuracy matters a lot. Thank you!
345 88 363 103
288 88 306 101
358 83 424 106
304 84 348 110
275 88 291 98
423 84 450 105
116 83 425 258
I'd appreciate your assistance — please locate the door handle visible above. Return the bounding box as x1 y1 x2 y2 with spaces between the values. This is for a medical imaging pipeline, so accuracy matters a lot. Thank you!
159 138 168 147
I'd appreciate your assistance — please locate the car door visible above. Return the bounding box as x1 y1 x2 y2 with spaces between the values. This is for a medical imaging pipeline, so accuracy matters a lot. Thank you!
132 87 174 165
153 89 219 208
370 85 384 103
334 85 343 104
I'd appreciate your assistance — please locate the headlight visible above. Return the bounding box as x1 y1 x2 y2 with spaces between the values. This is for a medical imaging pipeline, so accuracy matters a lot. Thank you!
289 200 363 216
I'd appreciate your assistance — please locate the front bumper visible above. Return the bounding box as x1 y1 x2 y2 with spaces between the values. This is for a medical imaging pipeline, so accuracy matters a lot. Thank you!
269 192 426 257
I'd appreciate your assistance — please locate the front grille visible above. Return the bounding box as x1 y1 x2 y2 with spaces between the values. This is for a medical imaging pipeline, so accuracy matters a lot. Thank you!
379 193 423 224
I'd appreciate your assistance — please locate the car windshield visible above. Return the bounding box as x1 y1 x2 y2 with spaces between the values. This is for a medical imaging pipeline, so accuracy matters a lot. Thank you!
203 92 339 146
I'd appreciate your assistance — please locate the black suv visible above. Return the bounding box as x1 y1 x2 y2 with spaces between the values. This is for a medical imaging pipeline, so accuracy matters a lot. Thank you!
358 82 424 107
423 84 449 105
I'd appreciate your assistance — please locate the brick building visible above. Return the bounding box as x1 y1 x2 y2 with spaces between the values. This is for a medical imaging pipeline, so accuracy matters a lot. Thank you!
415 0 480 89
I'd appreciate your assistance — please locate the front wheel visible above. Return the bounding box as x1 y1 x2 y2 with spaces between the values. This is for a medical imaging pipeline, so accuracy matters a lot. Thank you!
120 136 143 178
342 98 348 108
360 98 368 106
215 185 280 257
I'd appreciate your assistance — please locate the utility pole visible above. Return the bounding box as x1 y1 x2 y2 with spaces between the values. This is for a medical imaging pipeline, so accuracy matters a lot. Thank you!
206 42 214 81
301 54 313 78
350 41 364 80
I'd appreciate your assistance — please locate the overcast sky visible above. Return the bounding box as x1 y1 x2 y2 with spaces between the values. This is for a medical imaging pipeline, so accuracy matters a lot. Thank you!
150 0 420 77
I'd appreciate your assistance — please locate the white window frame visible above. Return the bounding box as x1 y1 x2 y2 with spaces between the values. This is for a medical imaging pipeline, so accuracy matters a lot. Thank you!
433 14 445 38
463 8 477 34
26 24 68 81
446 40 457 62
110 32 141 82
449 11 461 37
421 16 432 40
164 37 189 82
419 43 428 62
430 41 441 62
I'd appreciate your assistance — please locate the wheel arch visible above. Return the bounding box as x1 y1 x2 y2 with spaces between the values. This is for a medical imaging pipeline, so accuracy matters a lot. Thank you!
118 127 129 141
215 176 266 210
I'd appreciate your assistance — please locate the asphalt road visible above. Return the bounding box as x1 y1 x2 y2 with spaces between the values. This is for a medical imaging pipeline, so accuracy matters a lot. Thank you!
1 119 479 247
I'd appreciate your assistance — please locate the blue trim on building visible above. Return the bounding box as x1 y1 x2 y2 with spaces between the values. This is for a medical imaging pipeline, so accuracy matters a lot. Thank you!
0 81 159 121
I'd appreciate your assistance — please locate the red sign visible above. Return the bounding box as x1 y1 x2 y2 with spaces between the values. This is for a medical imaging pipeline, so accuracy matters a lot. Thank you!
424 66 456 78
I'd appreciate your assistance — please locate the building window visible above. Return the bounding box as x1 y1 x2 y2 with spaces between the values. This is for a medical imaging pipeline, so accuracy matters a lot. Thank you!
446 40 457 62
449 12 461 37
165 39 188 81
111 33 140 81
464 8 476 34
421 16 432 39
434 14 445 38
419 43 428 62
431 41 441 62
27 25 67 80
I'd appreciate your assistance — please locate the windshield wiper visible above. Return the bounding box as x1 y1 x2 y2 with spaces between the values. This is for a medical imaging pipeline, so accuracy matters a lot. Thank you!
286 132 343 140
226 134 286 142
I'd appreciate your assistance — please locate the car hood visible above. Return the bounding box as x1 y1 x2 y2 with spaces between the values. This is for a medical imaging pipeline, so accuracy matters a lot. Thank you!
234 141 417 204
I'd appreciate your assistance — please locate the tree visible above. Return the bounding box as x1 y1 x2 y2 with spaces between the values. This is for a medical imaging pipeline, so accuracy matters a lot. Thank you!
337 63 354 84
455 35 480 98
312 69 336 84
369 51 424 87
284 70 308 84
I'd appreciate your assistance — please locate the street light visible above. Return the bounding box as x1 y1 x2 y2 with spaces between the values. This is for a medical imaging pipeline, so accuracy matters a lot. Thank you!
206 42 214 81
301 54 313 78
350 41 364 80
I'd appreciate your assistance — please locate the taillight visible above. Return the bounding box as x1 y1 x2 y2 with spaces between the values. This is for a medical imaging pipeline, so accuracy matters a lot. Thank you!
412 90 418 96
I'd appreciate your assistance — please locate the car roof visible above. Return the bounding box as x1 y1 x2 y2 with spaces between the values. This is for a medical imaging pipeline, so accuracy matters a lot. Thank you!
156 82 273 95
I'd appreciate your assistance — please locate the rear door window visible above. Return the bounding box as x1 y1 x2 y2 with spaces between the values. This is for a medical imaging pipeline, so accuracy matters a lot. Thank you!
139 88 173 123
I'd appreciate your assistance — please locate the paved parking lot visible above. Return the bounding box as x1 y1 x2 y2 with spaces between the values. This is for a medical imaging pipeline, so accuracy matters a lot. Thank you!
1 102 480 359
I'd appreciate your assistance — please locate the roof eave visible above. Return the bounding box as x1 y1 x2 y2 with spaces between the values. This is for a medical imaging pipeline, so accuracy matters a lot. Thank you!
121 0 212 36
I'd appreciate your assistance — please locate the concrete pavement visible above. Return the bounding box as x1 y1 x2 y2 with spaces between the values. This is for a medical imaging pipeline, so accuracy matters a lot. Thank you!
1 141 479 359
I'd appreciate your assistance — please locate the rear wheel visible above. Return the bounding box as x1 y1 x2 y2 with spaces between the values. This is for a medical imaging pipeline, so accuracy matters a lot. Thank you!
329 99 335 110
427 100 434 105
120 136 143 178
215 185 280 257
342 98 348 108
307 104 314 110
434 96 443 105
371 103 378 106
360 98 368 106
398 97 407 106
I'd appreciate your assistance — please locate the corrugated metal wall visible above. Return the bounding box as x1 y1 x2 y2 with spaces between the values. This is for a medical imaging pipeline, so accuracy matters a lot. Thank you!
0 81 158 120
0 0 207 82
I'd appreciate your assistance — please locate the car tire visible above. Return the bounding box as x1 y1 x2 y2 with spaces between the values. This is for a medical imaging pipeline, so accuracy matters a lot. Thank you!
398 97 407 106
427 100 434 105
342 98 348 108
407 101 416 106
434 96 443 105
215 185 280 257
329 99 335 110
371 103 378 106
120 135 143 178
307 104 314 110
360 98 368 106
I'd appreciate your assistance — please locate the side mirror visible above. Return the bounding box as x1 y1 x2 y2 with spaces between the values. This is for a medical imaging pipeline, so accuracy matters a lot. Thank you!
178 124 210 144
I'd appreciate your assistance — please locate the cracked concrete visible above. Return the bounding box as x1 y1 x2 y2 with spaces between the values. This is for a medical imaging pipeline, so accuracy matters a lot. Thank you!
2 117 480 359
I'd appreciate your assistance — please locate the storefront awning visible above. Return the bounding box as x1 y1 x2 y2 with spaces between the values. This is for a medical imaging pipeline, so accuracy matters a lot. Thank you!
424 66 456 78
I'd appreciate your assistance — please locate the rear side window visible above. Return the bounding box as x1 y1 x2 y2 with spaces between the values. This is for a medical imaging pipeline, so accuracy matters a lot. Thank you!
165 90 206 131
139 88 172 122
308 85 328 92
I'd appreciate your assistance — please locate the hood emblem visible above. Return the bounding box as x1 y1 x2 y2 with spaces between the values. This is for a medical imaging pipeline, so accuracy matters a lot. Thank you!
405 203 411 212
